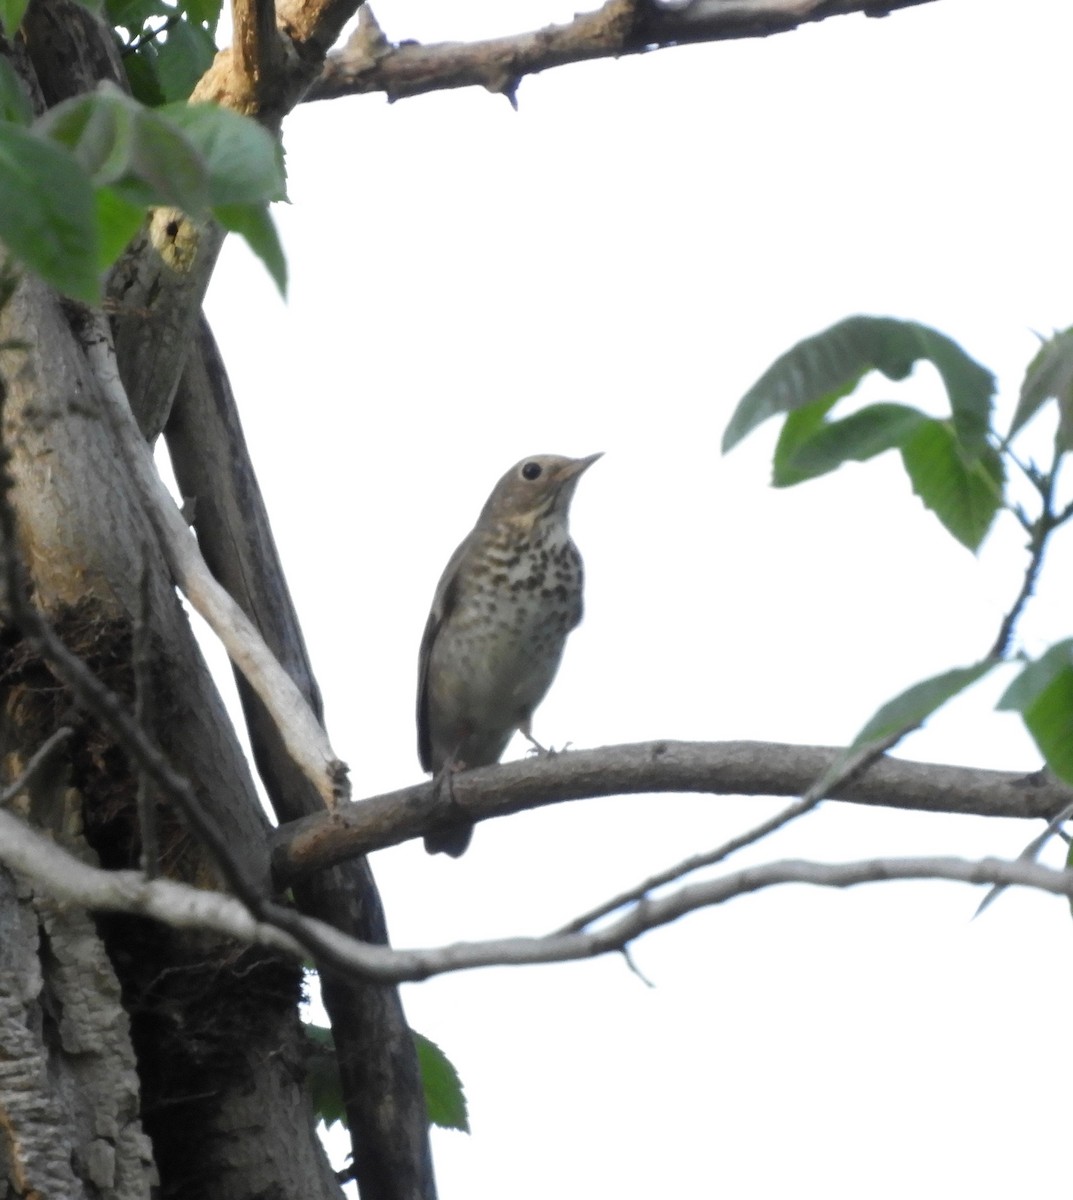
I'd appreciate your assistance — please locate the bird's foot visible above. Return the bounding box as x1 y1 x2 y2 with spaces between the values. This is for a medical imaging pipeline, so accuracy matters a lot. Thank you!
522 731 572 758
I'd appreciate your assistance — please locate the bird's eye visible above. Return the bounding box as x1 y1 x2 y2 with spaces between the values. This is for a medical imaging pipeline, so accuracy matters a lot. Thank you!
521 461 543 481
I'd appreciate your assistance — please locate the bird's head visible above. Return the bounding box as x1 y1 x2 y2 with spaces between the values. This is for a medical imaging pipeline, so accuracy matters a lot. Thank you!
479 453 602 527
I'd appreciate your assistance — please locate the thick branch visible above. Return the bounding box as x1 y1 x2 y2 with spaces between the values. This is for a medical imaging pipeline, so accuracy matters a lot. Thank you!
4 804 1070 982
307 0 940 105
167 319 434 1200
271 741 1069 883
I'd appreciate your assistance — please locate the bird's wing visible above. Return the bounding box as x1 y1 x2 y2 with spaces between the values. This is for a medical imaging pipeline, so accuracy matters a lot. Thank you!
416 534 470 772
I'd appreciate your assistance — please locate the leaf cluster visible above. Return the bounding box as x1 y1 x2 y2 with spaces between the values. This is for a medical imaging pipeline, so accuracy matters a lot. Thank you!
725 315 1073 789
0 65 286 300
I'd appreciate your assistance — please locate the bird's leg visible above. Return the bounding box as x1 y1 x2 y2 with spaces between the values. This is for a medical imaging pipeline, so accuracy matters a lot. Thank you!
520 719 561 758
424 746 474 857
431 743 469 809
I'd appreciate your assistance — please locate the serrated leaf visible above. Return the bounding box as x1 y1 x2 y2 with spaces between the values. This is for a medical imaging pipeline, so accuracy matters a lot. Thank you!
724 316 994 454
899 418 1003 551
774 402 928 487
0 57 32 125
95 186 145 268
215 202 287 296
0 0 29 34
155 18 216 102
1009 327 1073 452
415 1033 469 1133
0 124 100 302
160 102 287 204
849 661 998 750
125 103 208 214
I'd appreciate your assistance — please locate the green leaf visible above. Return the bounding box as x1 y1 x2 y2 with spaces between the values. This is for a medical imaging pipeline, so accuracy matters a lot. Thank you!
38 85 210 218
215 203 287 296
850 661 999 749
774 401 928 487
0 124 100 302
37 87 139 182
998 640 1073 711
415 1033 469 1133
123 44 166 108
155 18 216 103
72 0 104 13
771 395 840 486
0 57 32 125
1009 327 1073 452
0 0 30 34
95 186 145 268
899 418 1004 550
106 0 166 29
1020 672 1073 786
182 0 222 30
998 642 1073 785
304 1023 346 1131
724 316 994 454
303 1023 469 1134
159 101 287 204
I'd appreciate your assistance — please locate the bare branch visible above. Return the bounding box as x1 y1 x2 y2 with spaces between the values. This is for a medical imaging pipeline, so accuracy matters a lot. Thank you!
0 727 75 806
75 311 349 810
4 803 1070 983
271 741 1070 883
307 0 941 106
558 731 916 933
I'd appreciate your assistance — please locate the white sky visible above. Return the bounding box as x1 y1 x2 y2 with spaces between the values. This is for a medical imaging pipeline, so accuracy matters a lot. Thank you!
198 0 1073 1195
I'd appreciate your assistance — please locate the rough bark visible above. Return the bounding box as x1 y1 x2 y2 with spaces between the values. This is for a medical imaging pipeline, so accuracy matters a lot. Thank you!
307 0 941 105
0 275 342 1199
0 861 154 1200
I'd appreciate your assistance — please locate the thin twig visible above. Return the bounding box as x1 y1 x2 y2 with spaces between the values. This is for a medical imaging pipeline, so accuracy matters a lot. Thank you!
0 726 75 806
973 795 1073 919
121 13 181 56
991 449 1061 660
557 729 906 935
3 800 1072 982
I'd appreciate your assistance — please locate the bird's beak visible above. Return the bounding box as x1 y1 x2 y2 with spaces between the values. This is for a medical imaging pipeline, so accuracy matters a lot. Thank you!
566 452 603 478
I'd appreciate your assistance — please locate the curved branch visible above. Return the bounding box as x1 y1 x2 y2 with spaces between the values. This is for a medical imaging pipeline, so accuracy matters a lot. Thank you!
271 740 1070 883
75 312 349 810
4 803 1069 983
307 0 941 106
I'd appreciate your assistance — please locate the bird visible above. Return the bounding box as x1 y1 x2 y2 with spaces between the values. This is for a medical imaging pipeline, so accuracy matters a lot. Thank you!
417 452 601 856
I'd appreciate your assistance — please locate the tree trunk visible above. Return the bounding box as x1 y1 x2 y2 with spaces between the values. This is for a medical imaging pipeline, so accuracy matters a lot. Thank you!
0 9 433 1198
